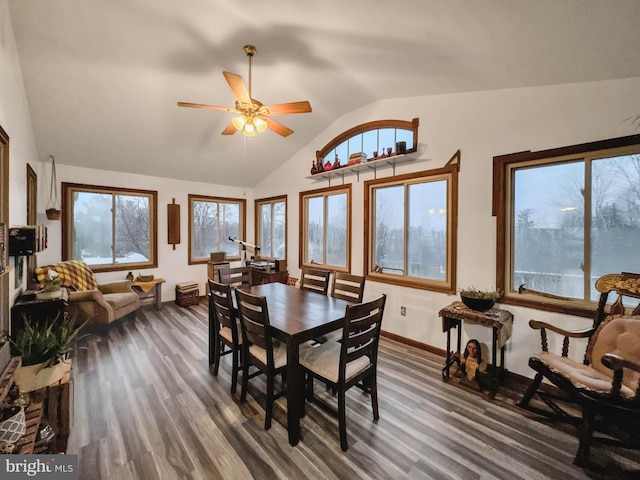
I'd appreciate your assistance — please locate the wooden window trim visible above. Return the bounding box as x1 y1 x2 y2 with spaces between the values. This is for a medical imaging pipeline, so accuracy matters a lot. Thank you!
188 193 247 265
316 118 419 164
62 182 158 272
299 184 352 272
493 135 640 317
364 165 458 293
254 194 287 262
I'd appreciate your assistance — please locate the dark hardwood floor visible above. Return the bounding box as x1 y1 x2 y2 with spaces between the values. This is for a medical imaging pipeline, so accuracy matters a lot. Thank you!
66 301 640 479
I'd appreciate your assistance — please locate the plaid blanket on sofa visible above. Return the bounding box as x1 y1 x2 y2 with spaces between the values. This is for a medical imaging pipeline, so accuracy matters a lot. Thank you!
35 260 99 291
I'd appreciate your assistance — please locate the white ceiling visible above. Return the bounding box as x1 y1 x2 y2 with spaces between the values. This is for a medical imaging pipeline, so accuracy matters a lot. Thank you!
8 0 640 187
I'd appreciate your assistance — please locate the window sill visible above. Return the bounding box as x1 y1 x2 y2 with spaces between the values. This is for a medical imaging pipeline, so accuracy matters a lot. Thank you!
499 294 595 318
365 273 455 294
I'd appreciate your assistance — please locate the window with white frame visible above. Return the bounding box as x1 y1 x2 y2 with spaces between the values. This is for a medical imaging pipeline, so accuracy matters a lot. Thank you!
300 185 351 271
364 166 458 293
494 136 640 314
189 194 246 264
255 195 287 259
62 183 157 271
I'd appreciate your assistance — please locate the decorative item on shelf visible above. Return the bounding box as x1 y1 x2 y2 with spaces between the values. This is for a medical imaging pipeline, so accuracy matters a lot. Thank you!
396 141 407 154
333 153 341 169
348 152 366 166
136 274 154 282
316 158 324 172
373 150 378 159
323 160 333 171
126 272 134 282
310 161 317 175
45 155 61 221
386 147 393 157
10 314 84 393
459 287 502 311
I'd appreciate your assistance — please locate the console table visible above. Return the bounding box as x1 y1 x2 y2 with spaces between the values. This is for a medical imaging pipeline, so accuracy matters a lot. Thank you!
131 278 165 310
439 301 513 395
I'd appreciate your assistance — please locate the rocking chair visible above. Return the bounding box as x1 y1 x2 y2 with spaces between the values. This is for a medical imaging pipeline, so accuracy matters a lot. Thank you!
520 272 640 466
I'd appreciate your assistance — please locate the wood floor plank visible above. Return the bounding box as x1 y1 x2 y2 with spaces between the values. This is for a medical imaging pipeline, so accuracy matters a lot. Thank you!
66 301 639 479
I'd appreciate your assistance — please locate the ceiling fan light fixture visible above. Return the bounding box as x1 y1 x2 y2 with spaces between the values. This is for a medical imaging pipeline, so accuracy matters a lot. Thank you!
232 115 247 131
243 122 256 136
254 117 267 133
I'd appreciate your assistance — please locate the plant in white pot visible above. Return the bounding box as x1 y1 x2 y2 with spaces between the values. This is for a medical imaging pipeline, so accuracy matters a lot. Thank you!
10 314 85 392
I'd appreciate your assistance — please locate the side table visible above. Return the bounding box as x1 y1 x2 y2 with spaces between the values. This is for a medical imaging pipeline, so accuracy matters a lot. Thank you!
439 301 513 395
131 278 165 310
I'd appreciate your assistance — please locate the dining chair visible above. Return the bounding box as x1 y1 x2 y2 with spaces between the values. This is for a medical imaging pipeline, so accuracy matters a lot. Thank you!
300 267 331 295
234 288 287 430
208 279 243 394
330 272 366 303
218 266 252 289
315 272 367 344
301 294 387 451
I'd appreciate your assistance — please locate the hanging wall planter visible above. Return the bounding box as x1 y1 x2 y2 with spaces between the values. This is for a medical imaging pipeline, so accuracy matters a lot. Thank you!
45 155 61 220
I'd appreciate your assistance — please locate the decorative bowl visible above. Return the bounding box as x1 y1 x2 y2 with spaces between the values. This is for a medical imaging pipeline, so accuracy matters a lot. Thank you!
461 295 495 311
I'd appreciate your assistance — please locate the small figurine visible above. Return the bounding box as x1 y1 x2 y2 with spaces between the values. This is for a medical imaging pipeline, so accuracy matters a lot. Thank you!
460 339 487 381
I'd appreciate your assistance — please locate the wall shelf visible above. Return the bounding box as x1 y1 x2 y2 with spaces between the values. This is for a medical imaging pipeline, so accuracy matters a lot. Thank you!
305 152 419 183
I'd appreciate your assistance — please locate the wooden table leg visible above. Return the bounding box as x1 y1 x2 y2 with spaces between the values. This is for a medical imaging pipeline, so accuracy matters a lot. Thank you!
286 339 301 446
154 283 162 310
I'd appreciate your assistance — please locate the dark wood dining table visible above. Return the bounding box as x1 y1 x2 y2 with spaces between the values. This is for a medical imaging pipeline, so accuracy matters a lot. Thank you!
248 282 352 446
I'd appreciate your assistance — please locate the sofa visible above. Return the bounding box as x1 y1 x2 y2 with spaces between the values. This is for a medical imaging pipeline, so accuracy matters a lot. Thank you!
35 260 139 326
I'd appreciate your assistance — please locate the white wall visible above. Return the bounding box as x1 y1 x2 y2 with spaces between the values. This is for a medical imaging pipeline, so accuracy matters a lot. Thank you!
253 77 640 377
37 164 253 302
0 0 42 303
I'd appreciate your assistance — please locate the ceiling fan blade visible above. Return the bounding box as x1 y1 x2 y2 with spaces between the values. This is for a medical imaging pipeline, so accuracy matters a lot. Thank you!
221 123 238 135
177 102 237 113
223 72 251 104
262 116 293 137
264 101 312 116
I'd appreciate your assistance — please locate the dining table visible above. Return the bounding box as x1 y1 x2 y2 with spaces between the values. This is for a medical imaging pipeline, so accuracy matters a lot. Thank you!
247 282 352 446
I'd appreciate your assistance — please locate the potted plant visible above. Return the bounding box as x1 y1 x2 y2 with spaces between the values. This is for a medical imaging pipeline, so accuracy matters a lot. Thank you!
459 287 502 311
10 314 85 392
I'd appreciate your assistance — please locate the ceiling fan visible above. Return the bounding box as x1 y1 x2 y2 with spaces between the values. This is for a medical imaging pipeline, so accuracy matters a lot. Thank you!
177 45 312 137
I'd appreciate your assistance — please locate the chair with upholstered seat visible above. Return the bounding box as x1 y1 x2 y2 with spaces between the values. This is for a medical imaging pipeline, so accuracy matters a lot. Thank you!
520 272 640 466
317 272 367 344
300 267 330 295
35 260 139 327
234 288 287 430
218 266 252 289
301 294 387 451
208 279 242 394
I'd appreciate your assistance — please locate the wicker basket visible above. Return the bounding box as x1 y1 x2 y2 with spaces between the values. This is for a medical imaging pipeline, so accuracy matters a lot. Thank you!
175 288 199 307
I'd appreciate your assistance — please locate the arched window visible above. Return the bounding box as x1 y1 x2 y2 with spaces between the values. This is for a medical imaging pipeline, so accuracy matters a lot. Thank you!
316 118 419 167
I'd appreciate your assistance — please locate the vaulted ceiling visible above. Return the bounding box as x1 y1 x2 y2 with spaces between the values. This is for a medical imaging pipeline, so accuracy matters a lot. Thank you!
8 0 640 187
